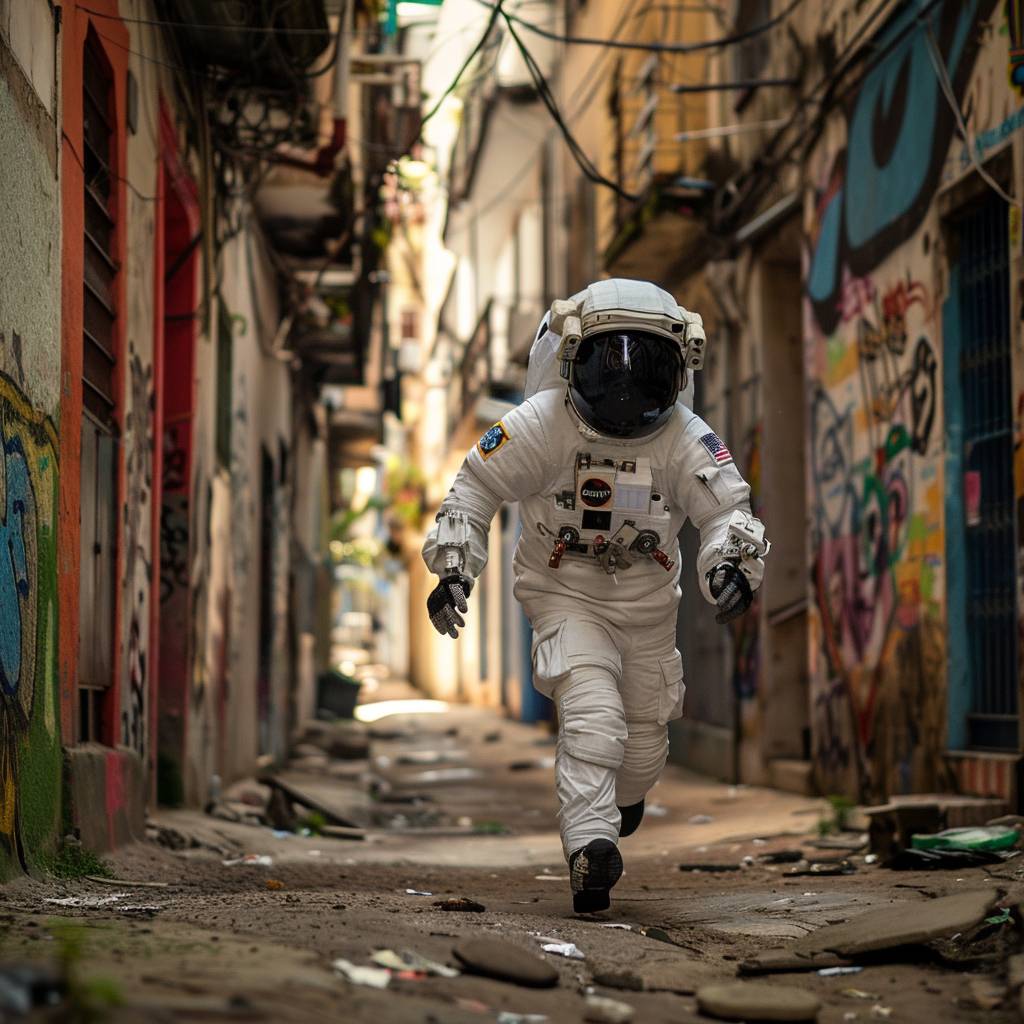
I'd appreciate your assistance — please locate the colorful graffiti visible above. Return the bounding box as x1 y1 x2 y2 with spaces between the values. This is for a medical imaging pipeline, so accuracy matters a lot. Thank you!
0 373 60 876
121 345 154 758
807 0 998 333
808 264 945 800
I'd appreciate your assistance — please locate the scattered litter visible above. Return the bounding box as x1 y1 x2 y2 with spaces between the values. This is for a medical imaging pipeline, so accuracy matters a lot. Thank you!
509 758 556 772
870 1006 892 1019
688 814 713 825
759 850 804 865
911 826 1018 852
222 854 273 867
864 854 878 865
840 990 879 1001
843 1014 858 1022
584 993 635 1023
271 830 293 839
405 889 433 896
497 1014 548 1024
84 875 169 889
434 897 486 913
332 959 391 989
818 966 863 977
117 905 162 917
883 847 1008 870
397 749 468 766
600 923 632 930
985 907 1011 925
44 893 128 908
457 816 474 828
371 949 459 978
542 941 584 960
308 850 322 857
405 767 481 784
679 862 740 873
534 875 568 882
786 859 856 877
638 926 675 945
646 804 668 818
266 879 285 891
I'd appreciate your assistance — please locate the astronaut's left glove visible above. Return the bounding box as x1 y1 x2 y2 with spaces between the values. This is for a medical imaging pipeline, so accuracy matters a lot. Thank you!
427 573 474 639
707 561 753 625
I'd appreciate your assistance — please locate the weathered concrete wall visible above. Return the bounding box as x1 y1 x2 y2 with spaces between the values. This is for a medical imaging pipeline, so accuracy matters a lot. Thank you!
216 223 293 781
803 0 1014 801
0 12 63 878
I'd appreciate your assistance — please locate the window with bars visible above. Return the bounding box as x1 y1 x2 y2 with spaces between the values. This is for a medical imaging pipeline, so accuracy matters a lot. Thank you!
78 33 120 742
955 191 1019 750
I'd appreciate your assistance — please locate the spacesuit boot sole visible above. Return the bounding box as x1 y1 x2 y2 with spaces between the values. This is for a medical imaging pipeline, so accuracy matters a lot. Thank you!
569 839 623 914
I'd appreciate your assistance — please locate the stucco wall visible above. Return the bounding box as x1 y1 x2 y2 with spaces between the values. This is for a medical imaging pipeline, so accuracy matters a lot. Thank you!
0 17 63 878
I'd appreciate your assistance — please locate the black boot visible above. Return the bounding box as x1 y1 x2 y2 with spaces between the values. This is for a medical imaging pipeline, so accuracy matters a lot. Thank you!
618 800 644 838
568 838 623 913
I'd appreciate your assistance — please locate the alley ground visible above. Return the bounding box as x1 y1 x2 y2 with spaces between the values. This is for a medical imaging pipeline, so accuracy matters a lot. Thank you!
2 685 1022 1023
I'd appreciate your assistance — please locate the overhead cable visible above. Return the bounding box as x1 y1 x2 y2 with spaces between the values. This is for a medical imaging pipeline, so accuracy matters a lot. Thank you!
473 0 804 54
499 11 638 201
419 0 506 130
921 20 1019 208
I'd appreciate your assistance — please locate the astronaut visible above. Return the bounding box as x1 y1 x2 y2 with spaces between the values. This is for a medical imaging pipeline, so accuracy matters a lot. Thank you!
422 279 768 913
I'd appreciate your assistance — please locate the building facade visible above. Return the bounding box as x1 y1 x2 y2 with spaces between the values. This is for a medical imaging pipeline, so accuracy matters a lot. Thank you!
1 0 386 878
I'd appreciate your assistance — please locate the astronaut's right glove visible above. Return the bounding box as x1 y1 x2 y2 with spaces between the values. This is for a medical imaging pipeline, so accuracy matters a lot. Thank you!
707 561 753 625
427 573 474 639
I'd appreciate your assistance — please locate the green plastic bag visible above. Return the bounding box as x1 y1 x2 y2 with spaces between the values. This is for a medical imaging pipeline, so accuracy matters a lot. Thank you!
910 826 1019 852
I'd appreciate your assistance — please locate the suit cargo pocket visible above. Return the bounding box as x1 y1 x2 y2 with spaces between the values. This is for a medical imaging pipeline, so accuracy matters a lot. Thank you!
657 650 685 725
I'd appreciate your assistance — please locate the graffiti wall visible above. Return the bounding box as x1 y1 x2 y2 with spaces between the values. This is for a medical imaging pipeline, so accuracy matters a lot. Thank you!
0 374 60 877
804 0 1013 800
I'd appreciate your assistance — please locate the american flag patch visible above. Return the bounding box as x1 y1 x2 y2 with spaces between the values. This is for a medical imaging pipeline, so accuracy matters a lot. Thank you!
699 432 732 464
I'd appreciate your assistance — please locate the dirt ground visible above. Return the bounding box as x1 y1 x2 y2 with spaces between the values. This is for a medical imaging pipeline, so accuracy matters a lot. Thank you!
2 695 1022 1023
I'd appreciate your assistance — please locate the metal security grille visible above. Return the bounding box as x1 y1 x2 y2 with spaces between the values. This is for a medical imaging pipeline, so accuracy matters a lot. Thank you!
958 192 1018 750
83 36 117 424
78 35 119 741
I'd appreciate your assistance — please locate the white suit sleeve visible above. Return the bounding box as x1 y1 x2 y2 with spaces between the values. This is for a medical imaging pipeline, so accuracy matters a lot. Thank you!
670 413 763 604
422 399 554 579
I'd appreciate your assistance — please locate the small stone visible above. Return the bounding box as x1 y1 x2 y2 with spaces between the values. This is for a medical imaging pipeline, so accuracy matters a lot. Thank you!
434 897 486 913
584 993 634 1023
968 976 1004 1010
792 887 998 956
1008 953 1024 991
591 968 644 991
697 981 821 1022
452 937 558 988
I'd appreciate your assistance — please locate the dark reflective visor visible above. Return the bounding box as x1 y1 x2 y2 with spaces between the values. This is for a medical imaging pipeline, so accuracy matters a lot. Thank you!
568 330 682 438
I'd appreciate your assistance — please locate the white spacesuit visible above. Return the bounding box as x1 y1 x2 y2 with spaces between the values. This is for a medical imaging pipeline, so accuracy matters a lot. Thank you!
422 279 768 913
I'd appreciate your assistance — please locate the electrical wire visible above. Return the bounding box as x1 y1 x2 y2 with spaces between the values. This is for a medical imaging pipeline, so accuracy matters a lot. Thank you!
499 11 638 201
474 0 805 54
80 4 373 35
442 0 646 235
419 0 506 131
921 17 1019 208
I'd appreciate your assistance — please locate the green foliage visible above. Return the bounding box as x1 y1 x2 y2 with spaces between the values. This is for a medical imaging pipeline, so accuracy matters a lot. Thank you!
299 811 326 836
817 794 856 836
51 921 124 1021
472 821 508 835
42 844 114 881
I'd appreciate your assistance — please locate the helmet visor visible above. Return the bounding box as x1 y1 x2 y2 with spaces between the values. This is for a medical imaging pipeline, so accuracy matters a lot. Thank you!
568 330 682 438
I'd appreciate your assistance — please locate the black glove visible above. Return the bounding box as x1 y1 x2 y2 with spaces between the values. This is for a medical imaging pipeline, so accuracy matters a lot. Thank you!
707 561 753 625
427 574 474 638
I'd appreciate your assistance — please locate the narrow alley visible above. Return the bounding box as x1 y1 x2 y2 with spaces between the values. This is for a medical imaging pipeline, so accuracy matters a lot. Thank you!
3 683 1022 1023
6 0 1024 1021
